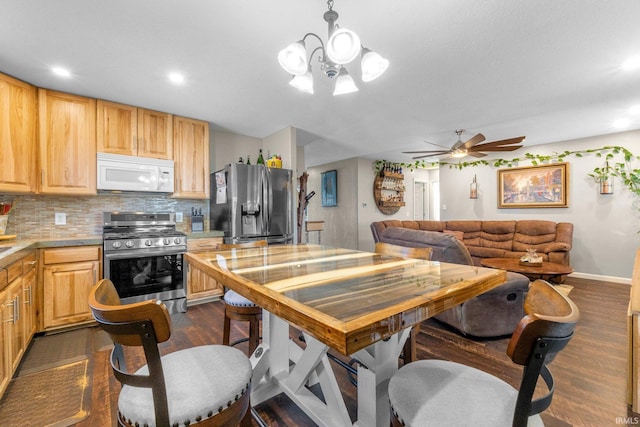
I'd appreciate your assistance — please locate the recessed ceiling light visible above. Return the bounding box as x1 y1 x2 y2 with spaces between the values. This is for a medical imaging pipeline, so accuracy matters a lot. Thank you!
168 72 185 84
52 67 71 77
612 118 630 129
621 56 640 71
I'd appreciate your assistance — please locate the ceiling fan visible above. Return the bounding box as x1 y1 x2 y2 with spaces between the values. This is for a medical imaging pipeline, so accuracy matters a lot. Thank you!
403 129 525 159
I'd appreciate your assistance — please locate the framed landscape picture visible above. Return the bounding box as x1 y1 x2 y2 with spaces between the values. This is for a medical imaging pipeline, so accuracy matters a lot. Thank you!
321 170 337 207
498 163 569 208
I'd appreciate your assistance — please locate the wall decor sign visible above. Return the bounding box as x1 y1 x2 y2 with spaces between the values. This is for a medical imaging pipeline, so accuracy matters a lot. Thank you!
498 162 569 208
321 170 337 207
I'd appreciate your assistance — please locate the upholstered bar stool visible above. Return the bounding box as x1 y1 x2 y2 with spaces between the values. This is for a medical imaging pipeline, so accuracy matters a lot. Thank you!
88 279 253 427
388 280 579 427
221 240 268 357
375 242 433 363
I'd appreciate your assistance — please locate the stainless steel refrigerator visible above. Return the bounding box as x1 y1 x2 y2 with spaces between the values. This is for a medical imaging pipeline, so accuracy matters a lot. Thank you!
210 163 293 244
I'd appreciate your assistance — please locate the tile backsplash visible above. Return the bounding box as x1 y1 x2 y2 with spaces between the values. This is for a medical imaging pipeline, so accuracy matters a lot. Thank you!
0 194 209 239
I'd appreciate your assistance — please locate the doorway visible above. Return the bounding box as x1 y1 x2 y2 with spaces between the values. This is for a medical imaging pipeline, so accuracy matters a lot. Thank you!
414 179 440 221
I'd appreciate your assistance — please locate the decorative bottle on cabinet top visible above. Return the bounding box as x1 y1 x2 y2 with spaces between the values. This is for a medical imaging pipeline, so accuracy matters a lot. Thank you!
257 149 265 165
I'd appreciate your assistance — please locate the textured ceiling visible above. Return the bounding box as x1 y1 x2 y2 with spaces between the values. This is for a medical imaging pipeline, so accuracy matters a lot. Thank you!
2 0 639 166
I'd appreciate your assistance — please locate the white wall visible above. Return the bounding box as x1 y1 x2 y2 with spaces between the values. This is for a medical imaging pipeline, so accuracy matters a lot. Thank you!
439 129 640 280
212 129 261 171
306 158 359 249
356 160 433 252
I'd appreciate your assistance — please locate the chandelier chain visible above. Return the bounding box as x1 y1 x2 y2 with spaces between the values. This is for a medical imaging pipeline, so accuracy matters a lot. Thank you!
327 0 334 11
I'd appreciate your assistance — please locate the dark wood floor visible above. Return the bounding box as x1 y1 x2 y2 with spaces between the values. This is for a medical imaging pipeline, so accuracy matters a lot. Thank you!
60 277 636 426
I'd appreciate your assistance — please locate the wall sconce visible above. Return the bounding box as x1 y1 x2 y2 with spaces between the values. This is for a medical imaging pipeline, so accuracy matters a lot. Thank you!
470 174 478 199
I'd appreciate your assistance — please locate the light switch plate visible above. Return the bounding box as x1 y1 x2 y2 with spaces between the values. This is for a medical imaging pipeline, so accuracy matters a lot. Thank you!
176 212 183 223
54 212 66 225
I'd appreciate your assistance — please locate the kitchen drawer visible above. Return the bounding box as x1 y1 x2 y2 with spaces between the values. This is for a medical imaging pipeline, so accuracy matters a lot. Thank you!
187 237 222 252
6 259 22 283
22 252 36 273
43 246 101 265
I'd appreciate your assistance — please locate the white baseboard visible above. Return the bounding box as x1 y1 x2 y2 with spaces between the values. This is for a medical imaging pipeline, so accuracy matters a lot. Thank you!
569 272 631 285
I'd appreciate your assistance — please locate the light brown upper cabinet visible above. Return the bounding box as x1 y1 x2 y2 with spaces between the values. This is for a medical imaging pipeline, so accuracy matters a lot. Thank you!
97 101 173 160
137 108 173 160
38 89 97 195
96 100 138 156
173 116 210 199
0 73 36 193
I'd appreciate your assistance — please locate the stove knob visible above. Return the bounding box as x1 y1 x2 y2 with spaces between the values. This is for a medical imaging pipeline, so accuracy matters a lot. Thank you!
163 238 171 245
112 241 122 249
145 239 152 246
125 240 134 248
174 237 182 244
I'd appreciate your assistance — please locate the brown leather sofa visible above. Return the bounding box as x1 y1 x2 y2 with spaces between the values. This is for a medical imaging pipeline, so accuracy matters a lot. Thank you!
370 219 573 266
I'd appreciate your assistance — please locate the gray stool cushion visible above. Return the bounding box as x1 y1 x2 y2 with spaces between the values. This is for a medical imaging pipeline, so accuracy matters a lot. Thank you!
388 359 543 427
224 290 257 307
118 345 252 426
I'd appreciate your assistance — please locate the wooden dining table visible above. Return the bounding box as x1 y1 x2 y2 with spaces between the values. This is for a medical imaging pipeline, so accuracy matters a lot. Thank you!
184 244 506 427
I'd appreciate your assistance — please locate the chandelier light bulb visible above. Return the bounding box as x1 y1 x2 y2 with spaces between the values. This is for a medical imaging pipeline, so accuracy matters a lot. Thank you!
278 40 308 75
333 68 358 95
361 48 389 82
326 28 361 65
289 66 314 94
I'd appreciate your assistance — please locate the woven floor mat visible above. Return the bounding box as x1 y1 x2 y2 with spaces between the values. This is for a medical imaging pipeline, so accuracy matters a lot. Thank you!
0 359 91 426
17 328 90 377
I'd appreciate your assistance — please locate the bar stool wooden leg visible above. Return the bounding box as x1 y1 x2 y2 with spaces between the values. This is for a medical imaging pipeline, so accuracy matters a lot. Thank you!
223 303 262 357
223 313 232 346
402 325 419 364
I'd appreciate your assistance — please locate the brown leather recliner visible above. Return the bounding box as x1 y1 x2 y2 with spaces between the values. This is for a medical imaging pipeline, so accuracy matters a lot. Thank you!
371 225 530 337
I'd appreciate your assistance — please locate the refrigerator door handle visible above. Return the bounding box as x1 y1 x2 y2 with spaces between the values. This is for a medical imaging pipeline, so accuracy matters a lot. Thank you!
263 166 271 234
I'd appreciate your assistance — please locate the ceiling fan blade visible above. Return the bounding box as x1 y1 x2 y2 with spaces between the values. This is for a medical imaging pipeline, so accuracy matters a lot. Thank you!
469 145 522 152
467 151 487 158
471 136 525 150
424 141 452 150
412 152 449 159
402 150 449 154
459 133 486 150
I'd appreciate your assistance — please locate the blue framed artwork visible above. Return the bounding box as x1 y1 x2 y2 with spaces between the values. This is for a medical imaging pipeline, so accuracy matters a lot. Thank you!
321 170 337 207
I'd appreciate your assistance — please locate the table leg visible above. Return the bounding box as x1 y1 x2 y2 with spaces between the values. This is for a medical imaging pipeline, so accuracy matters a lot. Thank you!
251 311 410 427
250 311 352 426
353 329 410 427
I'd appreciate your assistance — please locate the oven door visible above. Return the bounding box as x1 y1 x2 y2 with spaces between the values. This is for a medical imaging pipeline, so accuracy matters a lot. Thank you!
104 247 186 306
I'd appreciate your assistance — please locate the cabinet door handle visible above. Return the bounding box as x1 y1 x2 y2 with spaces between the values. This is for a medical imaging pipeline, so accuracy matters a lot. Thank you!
24 286 32 305
4 300 14 323
14 295 19 323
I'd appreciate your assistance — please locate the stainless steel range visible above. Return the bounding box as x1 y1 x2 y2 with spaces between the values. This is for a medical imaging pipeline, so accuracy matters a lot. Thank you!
102 212 187 314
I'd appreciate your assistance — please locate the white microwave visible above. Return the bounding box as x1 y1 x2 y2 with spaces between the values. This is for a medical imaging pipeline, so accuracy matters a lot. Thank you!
97 153 174 193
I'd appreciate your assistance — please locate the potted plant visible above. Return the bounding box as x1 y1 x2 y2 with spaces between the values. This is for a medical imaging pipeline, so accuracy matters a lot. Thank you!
589 160 614 194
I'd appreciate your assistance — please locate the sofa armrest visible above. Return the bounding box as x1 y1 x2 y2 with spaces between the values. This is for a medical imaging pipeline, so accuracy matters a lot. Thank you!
543 242 571 253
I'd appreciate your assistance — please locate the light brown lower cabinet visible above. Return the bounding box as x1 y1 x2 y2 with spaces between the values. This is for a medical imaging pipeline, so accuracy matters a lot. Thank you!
41 246 102 330
0 250 37 398
186 237 223 304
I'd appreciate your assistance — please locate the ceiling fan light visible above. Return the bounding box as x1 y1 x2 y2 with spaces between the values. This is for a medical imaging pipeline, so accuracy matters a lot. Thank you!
361 48 389 82
333 68 358 95
451 150 467 158
278 40 308 75
327 28 361 65
289 66 314 94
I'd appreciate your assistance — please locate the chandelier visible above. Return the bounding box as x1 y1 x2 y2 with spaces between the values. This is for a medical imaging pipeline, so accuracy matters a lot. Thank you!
277 0 389 95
